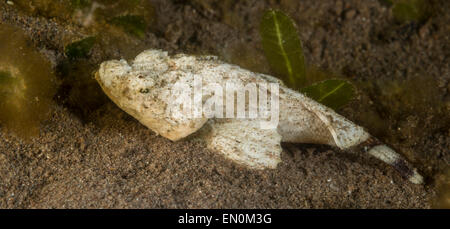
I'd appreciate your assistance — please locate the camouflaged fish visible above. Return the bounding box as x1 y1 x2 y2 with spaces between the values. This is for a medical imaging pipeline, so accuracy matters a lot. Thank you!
95 49 423 184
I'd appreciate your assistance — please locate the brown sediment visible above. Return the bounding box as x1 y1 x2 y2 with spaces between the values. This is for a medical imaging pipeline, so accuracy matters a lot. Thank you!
0 0 448 208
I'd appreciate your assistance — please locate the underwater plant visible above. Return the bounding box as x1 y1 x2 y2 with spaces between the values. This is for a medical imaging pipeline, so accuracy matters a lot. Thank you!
13 0 75 19
87 0 154 38
52 0 155 121
0 24 57 138
433 168 450 208
260 9 354 110
65 36 96 60
109 15 148 38
57 36 108 121
382 0 431 23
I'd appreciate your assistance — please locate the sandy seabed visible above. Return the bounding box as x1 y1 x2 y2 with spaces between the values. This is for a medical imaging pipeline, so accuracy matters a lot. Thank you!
0 0 449 208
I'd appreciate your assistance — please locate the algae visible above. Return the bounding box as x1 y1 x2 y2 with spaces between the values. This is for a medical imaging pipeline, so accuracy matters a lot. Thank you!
0 24 57 138
392 0 430 23
0 71 15 85
381 0 432 23
56 59 108 121
354 75 449 151
92 0 154 37
41 0 155 121
65 36 96 59
433 168 450 209
109 15 147 38
13 0 154 36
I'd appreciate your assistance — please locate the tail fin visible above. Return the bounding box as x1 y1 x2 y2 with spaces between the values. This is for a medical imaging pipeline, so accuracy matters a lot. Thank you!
356 137 424 184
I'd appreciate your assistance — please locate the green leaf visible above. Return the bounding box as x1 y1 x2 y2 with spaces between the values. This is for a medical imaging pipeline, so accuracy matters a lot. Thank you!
300 79 355 110
392 0 428 22
65 36 96 60
260 9 306 89
110 15 147 38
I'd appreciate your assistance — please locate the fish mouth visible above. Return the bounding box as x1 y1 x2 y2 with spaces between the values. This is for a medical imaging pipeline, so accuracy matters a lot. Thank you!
94 71 103 88
94 71 100 81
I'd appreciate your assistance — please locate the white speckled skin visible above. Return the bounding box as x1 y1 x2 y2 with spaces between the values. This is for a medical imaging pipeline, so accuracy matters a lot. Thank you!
95 50 423 183
96 49 368 145
96 51 209 141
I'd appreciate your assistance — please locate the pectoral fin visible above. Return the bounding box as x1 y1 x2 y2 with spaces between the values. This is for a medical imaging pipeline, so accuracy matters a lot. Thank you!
201 119 282 169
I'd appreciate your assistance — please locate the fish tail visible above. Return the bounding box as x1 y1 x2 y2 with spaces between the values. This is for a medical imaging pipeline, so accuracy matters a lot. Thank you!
356 137 424 184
